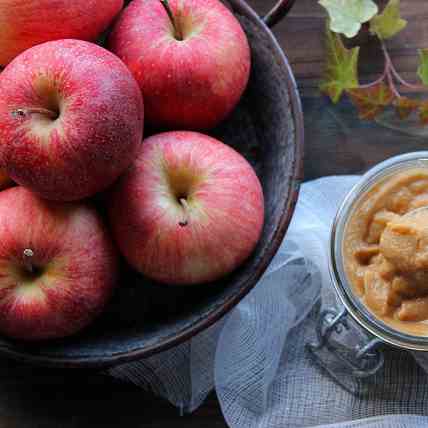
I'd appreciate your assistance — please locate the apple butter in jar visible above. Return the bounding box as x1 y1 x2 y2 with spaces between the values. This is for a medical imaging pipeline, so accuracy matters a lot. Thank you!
344 167 428 336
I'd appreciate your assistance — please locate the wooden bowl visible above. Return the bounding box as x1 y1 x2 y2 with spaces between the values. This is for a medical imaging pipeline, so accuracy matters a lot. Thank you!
0 0 303 367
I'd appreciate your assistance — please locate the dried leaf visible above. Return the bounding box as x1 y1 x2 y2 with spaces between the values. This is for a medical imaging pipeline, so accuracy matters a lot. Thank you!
417 49 428 86
394 97 419 119
319 27 360 103
419 101 428 124
370 0 407 39
348 83 395 120
319 0 378 38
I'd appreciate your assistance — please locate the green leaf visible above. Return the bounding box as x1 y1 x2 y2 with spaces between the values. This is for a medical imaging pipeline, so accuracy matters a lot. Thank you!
319 27 360 103
348 83 395 120
417 49 428 86
370 0 407 40
319 0 378 38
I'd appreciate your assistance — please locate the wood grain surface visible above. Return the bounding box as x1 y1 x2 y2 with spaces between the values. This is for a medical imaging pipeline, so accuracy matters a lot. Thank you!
2 0 428 427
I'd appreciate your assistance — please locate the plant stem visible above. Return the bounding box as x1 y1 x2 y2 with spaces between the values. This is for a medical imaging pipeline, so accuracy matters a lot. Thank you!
379 41 400 97
386 69 401 98
359 73 386 89
358 42 390 89
23 249 34 274
179 198 190 227
389 62 425 91
12 107 58 120
160 0 183 41
381 41 425 92
358 41 426 95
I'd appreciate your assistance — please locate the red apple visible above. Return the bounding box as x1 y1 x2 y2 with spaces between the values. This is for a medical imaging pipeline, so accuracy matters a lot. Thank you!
109 0 251 130
108 131 264 285
0 75 14 192
0 39 144 202
0 0 124 66
0 186 118 341
0 73 13 191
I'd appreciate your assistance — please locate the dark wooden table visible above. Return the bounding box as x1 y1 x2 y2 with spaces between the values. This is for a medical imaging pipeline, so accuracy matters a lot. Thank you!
2 1 428 427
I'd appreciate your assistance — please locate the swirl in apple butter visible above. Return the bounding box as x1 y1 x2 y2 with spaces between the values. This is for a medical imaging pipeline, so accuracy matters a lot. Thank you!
344 168 428 336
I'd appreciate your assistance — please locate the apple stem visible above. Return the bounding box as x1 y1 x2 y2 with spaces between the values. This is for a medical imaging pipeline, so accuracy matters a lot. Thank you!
12 107 58 120
160 0 184 41
179 198 190 227
22 249 34 274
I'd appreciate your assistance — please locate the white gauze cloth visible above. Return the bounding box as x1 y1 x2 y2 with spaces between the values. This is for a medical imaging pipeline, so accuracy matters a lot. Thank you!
109 176 428 428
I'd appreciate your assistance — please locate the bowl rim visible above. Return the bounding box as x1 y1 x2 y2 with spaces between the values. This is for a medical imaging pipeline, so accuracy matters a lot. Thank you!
0 0 304 368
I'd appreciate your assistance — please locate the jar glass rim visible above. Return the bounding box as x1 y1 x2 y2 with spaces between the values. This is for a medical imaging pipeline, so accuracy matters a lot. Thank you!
330 151 428 352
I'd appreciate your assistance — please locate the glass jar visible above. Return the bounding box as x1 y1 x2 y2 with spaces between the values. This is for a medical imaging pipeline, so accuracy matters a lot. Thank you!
307 152 428 393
